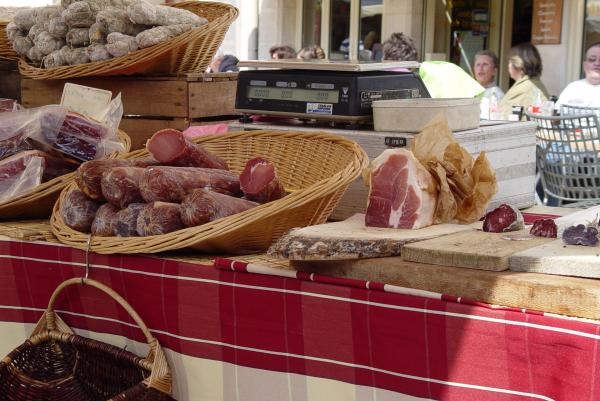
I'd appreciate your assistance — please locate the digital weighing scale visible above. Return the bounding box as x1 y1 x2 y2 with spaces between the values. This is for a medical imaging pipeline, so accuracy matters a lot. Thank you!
234 60 430 123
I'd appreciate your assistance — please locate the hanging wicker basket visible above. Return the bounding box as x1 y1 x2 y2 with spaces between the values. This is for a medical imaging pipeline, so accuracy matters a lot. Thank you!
18 1 239 80
0 278 175 400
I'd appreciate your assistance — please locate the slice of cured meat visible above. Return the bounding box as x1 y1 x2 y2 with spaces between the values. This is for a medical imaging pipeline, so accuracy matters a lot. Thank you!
482 204 524 233
239 157 286 203
113 203 145 237
76 158 156 200
529 219 557 238
136 202 184 236
146 128 228 170
101 167 145 208
91 203 119 236
181 189 259 227
365 149 437 229
139 166 241 203
60 189 101 232
562 224 599 246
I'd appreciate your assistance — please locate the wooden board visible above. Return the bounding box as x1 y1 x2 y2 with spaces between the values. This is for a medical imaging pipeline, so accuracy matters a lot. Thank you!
188 79 238 119
267 214 476 260
290 257 600 320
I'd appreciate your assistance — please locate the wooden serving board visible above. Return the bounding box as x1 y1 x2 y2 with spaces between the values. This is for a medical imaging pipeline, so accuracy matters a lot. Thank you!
401 228 555 271
267 214 476 260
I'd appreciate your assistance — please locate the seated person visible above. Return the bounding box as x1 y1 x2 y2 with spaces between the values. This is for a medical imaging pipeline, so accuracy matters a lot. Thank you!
297 45 326 60
207 54 239 73
382 32 418 62
473 50 504 100
269 45 297 59
499 43 549 119
556 42 600 109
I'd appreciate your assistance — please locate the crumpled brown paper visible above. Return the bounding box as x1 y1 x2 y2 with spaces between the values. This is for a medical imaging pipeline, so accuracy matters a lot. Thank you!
410 114 498 224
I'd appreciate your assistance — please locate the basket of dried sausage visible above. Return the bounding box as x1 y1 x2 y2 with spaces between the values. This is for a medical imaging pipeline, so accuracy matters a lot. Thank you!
0 277 175 400
50 129 369 254
0 106 131 220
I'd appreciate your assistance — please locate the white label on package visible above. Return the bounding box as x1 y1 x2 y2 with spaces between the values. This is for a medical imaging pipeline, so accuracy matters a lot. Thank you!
306 103 333 115
60 83 113 121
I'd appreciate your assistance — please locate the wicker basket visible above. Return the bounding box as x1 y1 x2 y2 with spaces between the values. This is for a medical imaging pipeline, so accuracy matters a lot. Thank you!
50 130 369 254
0 129 131 220
0 20 18 60
18 1 238 79
0 278 174 400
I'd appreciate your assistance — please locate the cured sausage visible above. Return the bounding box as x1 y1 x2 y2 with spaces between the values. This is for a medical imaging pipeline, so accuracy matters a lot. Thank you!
180 189 258 227
562 224 599 246
60 189 101 232
239 157 286 203
101 166 145 208
91 203 119 236
136 202 184 236
482 204 524 233
146 128 228 170
112 203 145 237
139 166 241 203
75 158 156 200
529 219 557 238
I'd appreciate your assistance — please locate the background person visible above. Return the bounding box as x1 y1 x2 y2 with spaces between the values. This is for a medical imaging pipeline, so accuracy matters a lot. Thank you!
269 45 297 59
556 42 600 109
499 43 549 119
473 50 504 100
297 45 326 60
381 32 417 61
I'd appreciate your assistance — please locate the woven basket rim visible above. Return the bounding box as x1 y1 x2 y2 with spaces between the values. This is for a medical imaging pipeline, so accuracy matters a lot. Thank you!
18 1 239 79
50 130 369 254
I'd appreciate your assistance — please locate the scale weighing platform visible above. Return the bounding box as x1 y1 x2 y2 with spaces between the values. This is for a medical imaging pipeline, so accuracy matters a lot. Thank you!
234 60 430 123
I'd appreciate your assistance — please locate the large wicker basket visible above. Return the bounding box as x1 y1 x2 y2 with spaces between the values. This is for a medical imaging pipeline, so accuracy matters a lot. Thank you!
50 130 369 254
18 1 238 79
0 20 18 60
0 129 131 220
0 278 174 400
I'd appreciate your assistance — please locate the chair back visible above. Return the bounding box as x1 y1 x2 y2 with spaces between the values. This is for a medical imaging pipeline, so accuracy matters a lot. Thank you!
560 104 600 119
526 112 600 205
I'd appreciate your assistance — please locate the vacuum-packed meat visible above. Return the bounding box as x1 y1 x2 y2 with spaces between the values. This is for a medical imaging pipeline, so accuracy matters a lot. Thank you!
101 166 145 208
0 154 44 203
530 219 557 238
139 166 241 203
181 189 259 227
146 128 228 170
91 203 119 236
60 189 101 232
239 157 286 203
136 202 184 236
76 158 156 200
482 204 524 233
112 203 145 237
365 148 437 229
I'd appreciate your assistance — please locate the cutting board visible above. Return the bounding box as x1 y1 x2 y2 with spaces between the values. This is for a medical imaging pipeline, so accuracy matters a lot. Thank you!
401 228 556 271
267 214 476 260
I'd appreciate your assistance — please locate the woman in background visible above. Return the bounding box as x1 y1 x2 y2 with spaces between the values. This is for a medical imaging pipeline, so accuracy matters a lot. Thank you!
297 45 326 60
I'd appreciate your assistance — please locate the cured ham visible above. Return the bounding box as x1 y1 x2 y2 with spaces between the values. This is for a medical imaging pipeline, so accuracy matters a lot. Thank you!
239 157 286 203
365 149 437 229
146 128 228 170
180 189 258 227
482 204 524 233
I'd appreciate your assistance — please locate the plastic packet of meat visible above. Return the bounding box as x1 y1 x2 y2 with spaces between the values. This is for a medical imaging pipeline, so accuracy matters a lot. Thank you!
0 99 20 113
0 156 44 203
0 106 44 161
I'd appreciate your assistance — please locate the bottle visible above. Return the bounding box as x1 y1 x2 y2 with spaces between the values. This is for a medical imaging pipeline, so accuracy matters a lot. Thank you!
531 89 542 114
489 88 500 120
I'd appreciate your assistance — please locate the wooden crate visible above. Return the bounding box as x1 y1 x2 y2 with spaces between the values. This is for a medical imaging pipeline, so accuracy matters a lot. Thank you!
0 59 21 103
21 72 239 149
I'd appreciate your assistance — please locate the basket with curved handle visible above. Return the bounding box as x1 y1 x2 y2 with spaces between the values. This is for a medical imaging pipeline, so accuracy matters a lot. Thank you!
29 278 172 395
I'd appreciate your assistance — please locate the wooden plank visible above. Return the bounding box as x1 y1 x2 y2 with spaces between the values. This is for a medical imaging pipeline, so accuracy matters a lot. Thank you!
188 80 238 118
291 257 600 320
268 213 477 260
119 117 188 150
21 78 189 117
401 228 556 271
0 69 20 102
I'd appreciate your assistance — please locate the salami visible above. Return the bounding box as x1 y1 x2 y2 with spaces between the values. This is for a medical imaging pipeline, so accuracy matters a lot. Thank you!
112 203 145 237
136 202 184 236
180 189 258 227
146 128 228 170
562 225 599 246
91 203 119 236
60 190 101 232
101 167 145 208
76 158 156 200
482 204 524 233
239 157 286 203
139 166 241 203
530 219 557 238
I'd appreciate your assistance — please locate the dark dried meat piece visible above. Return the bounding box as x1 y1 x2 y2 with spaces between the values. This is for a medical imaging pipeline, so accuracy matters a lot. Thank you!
91 203 119 236
181 189 259 227
529 219 557 238
136 202 184 236
112 203 145 237
101 166 145 208
60 189 101 232
562 224 599 246
482 204 524 233
239 157 286 203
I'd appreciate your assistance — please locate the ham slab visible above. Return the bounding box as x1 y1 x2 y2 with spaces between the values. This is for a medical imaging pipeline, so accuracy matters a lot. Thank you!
365 148 437 229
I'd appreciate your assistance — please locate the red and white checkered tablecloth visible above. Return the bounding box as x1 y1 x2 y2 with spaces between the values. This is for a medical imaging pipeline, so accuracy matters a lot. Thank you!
0 238 598 401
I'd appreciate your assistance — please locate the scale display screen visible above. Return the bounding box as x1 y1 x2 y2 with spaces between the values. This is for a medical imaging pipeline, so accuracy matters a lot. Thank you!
247 86 340 104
